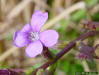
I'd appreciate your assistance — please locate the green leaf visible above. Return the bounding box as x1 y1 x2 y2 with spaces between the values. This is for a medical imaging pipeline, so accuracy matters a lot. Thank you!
71 61 84 75
5 33 13 41
50 49 60 55
71 9 87 22
85 0 99 8
58 60 70 75
65 29 78 40
32 63 42 69
48 62 57 75
92 13 99 21
48 11 54 20
47 0 54 7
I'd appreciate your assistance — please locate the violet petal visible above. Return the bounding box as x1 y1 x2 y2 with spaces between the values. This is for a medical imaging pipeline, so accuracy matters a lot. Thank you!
31 11 48 32
40 30 59 47
25 41 43 57
21 24 31 33
13 31 19 40
14 32 29 47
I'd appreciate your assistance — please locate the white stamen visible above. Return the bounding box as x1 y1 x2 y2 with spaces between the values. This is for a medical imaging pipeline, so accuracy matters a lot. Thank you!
29 32 39 41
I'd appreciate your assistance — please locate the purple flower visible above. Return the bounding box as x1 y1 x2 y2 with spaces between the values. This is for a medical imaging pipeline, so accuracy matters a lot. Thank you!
14 11 59 58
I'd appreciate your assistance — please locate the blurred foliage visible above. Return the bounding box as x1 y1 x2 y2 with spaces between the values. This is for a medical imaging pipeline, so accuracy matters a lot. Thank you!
58 59 84 75
47 0 54 7
87 61 97 71
0 63 11 69
85 0 99 8
92 13 99 21
5 33 13 41
71 9 87 22
48 11 54 20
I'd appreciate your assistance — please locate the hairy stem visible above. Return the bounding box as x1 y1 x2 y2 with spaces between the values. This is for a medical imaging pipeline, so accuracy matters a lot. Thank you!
31 31 99 75
42 46 54 60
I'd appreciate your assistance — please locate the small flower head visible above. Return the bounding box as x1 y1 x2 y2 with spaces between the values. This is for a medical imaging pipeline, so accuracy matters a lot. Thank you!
77 53 88 60
14 10 59 58
77 42 95 62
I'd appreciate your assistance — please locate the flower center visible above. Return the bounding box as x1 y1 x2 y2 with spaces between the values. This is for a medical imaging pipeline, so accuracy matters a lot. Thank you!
29 32 39 41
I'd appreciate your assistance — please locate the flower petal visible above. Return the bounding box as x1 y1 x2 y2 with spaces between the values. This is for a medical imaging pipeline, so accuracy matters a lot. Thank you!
25 41 43 58
40 30 59 47
13 31 19 40
21 24 31 33
14 32 29 47
31 10 48 32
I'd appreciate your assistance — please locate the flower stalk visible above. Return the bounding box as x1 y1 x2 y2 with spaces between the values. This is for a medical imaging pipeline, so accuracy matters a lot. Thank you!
42 46 54 60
